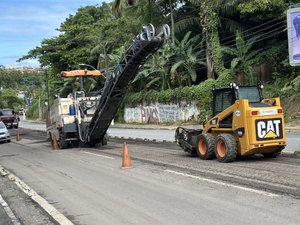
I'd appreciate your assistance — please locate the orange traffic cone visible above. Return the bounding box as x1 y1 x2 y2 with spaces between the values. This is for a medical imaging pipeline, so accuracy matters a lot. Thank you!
52 134 59 150
122 142 132 169
16 130 21 141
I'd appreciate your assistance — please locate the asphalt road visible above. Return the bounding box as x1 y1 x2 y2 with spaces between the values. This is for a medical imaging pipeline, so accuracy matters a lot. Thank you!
0 175 57 225
18 121 300 152
0 130 300 225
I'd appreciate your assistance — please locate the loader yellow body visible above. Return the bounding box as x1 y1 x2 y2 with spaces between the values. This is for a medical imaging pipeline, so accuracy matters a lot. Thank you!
204 97 286 156
175 83 286 162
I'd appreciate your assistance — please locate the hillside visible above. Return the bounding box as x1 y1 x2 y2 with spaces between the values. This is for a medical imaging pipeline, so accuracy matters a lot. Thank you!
283 92 300 127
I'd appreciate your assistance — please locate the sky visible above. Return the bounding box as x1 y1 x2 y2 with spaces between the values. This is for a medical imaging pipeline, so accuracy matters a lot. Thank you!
0 0 111 68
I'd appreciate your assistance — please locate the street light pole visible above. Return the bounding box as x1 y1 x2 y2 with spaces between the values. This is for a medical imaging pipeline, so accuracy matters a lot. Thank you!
80 76 84 92
79 63 97 70
79 63 106 79
79 64 97 92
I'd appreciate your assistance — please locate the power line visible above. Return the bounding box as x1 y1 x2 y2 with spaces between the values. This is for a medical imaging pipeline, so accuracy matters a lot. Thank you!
162 24 288 65
220 20 286 46
154 28 288 70
107 18 290 76
219 17 285 43
169 19 288 63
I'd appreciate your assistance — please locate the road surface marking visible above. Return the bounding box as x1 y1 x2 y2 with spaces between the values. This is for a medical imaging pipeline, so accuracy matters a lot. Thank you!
0 165 74 225
165 169 279 197
82 151 114 159
0 194 21 225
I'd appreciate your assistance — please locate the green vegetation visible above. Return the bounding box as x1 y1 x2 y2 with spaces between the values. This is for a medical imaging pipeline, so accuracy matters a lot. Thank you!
6 0 299 121
0 68 44 112
0 89 23 111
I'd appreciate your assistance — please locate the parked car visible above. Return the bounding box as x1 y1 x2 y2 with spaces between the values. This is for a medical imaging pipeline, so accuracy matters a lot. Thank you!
0 121 10 143
0 108 19 128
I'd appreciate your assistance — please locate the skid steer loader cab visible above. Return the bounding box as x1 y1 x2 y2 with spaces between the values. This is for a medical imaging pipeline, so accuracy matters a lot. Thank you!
212 85 263 117
175 83 286 163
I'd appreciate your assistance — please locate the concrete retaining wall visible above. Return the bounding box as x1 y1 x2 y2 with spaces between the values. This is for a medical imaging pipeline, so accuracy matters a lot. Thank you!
124 101 200 123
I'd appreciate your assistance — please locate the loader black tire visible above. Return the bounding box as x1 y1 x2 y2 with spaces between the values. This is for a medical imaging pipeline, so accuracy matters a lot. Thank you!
196 133 216 160
215 133 237 163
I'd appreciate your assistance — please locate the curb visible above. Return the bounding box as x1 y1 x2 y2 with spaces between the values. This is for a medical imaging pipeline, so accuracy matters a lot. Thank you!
109 136 176 144
0 165 74 225
0 193 21 225
285 129 300 133
110 125 177 130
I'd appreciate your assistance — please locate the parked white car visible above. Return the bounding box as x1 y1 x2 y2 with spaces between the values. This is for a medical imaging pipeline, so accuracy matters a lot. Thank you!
0 121 10 143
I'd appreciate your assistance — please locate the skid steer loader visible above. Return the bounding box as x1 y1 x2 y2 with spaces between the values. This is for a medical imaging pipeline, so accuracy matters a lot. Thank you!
175 83 286 163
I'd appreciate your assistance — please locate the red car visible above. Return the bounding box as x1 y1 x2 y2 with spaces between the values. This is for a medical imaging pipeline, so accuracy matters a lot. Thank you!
0 108 19 128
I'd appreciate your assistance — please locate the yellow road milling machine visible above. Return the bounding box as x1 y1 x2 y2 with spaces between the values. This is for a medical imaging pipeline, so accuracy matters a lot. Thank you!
175 83 286 163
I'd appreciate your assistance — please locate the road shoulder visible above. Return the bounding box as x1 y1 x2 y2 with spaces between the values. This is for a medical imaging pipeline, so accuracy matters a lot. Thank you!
0 166 63 225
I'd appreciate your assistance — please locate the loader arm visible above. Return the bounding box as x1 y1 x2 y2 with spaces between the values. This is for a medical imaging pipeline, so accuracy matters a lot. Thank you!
203 104 236 133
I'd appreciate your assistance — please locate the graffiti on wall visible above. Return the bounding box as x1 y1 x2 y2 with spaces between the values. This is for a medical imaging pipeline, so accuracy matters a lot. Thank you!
157 104 180 122
141 105 159 123
124 101 200 123
124 107 141 123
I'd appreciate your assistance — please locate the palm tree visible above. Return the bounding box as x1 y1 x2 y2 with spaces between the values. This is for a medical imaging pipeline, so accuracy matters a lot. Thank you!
172 0 201 33
222 31 260 85
112 0 177 41
54 75 98 97
132 42 173 91
113 0 160 23
112 0 131 16
198 0 243 79
170 31 205 86
89 39 112 72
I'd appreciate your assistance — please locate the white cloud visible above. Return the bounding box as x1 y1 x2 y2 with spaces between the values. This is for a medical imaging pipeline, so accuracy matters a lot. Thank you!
5 59 40 68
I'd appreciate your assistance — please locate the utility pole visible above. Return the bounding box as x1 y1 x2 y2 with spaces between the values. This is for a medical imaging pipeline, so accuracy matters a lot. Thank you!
45 68 50 112
38 95 42 121
45 68 51 126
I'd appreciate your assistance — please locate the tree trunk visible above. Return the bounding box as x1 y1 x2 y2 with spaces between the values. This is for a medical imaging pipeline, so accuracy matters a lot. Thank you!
169 0 175 44
237 72 245 85
253 62 273 83
200 1 225 79
206 48 214 79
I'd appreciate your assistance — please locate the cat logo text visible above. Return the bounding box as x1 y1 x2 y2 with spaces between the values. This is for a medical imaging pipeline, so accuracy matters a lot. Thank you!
255 119 283 141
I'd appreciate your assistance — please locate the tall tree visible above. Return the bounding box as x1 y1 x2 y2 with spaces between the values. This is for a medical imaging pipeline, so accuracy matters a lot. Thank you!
199 0 243 80
170 31 205 86
223 31 260 85
126 0 163 25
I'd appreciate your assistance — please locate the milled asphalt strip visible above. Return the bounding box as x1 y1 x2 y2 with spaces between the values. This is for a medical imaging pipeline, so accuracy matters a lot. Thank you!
0 165 74 225
91 149 300 193
165 169 279 197
0 194 21 225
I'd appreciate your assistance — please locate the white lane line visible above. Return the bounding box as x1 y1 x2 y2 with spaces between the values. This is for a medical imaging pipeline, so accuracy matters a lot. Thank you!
82 151 114 159
165 169 279 197
0 194 21 225
0 165 74 225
